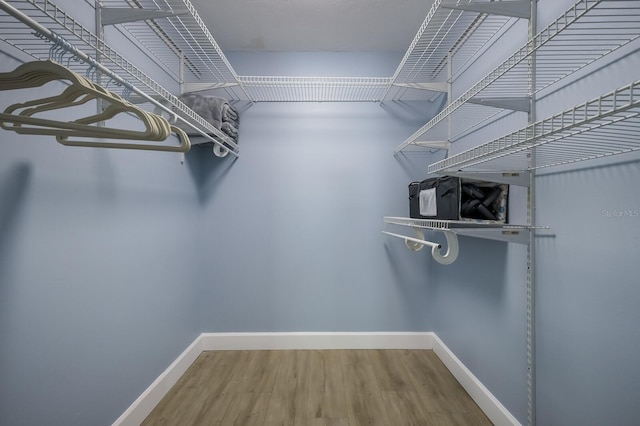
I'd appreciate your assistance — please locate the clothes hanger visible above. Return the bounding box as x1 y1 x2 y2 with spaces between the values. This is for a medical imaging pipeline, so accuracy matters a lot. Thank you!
0 60 171 142
55 125 191 153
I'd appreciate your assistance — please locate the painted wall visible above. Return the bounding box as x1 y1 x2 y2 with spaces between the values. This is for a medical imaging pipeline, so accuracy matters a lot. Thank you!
532 1 640 424
426 0 640 424
0 16 202 426
195 98 441 333
193 51 443 333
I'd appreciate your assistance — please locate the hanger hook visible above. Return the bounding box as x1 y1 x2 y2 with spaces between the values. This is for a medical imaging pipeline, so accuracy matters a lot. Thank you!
48 32 61 62
121 81 133 101
85 56 98 82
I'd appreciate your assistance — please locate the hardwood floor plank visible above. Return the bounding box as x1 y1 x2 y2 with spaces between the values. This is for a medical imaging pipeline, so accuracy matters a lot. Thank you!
306 418 349 426
381 390 433 426
368 349 416 392
341 350 392 426
236 350 282 393
403 350 488 418
308 350 348 420
264 351 310 425
220 392 271 426
142 349 492 426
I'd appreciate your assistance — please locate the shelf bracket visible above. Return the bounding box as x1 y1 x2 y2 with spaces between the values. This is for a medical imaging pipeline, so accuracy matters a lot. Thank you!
181 82 240 93
468 97 531 112
100 8 190 26
392 82 449 93
382 228 459 265
413 140 451 152
441 1 531 19
438 171 531 187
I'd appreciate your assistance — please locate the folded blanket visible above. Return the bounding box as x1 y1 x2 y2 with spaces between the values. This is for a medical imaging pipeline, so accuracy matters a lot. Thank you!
221 121 238 140
222 103 239 122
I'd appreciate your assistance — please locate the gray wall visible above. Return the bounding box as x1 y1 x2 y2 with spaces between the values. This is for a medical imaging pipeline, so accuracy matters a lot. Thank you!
532 0 640 422
0 31 202 426
425 0 640 424
2 1 640 425
195 51 443 332
195 99 440 332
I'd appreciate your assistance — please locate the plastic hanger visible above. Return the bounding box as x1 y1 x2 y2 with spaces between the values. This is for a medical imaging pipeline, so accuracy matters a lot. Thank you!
0 60 175 145
55 125 191 153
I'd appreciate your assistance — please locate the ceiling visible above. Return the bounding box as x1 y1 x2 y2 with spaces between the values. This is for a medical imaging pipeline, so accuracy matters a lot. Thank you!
190 0 435 52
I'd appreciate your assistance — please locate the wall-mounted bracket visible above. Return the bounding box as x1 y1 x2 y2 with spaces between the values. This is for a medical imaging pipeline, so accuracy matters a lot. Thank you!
468 97 531 112
382 228 460 265
441 1 531 19
436 171 531 187
414 140 451 152
100 8 190 26
181 82 241 93
392 82 449 93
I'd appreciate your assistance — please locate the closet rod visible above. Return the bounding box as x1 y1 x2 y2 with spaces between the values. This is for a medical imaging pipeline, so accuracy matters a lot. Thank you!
381 231 442 249
0 0 238 157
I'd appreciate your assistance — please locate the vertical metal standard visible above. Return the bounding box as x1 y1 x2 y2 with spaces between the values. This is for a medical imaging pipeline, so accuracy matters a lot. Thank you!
447 51 453 150
526 1 538 425
179 51 185 95
94 0 104 121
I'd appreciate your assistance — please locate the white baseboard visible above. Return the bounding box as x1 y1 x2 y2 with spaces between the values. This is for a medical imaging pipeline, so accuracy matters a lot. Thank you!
431 334 521 426
113 332 519 426
111 335 204 426
200 331 434 350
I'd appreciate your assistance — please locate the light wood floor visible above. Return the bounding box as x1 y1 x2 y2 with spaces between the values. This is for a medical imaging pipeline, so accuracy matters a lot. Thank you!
142 350 492 426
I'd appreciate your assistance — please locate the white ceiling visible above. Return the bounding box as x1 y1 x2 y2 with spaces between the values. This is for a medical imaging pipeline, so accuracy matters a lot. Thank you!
190 0 435 52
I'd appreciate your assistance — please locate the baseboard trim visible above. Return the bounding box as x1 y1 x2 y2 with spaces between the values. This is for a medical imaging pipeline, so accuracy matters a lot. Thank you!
111 335 204 426
432 334 521 426
113 332 519 426
200 331 435 350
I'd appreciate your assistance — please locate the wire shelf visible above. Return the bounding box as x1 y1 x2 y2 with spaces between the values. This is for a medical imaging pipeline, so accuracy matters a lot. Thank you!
0 0 238 153
97 0 248 101
397 0 640 152
238 76 392 103
383 0 515 102
383 216 537 244
428 80 640 173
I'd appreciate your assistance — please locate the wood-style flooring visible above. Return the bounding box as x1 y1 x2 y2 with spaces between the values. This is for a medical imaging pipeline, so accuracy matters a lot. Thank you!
142 349 492 426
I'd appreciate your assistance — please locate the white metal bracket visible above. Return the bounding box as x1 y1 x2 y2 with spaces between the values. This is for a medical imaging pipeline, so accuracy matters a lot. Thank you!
441 1 531 19
468 97 531 112
100 8 190 26
382 228 460 265
392 82 449 93
181 82 241 93
414 140 451 152
437 171 531 187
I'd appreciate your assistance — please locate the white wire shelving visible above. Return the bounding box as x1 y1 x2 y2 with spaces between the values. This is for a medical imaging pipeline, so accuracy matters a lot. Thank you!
96 0 249 102
428 79 640 175
383 0 518 102
95 0 519 103
0 0 239 155
237 76 392 103
383 216 537 245
396 0 640 153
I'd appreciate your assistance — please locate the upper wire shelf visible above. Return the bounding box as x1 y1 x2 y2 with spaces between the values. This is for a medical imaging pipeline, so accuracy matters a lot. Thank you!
97 0 248 102
238 76 392 103
0 0 239 154
428 79 640 173
98 1 517 103
396 0 640 153
383 0 516 102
